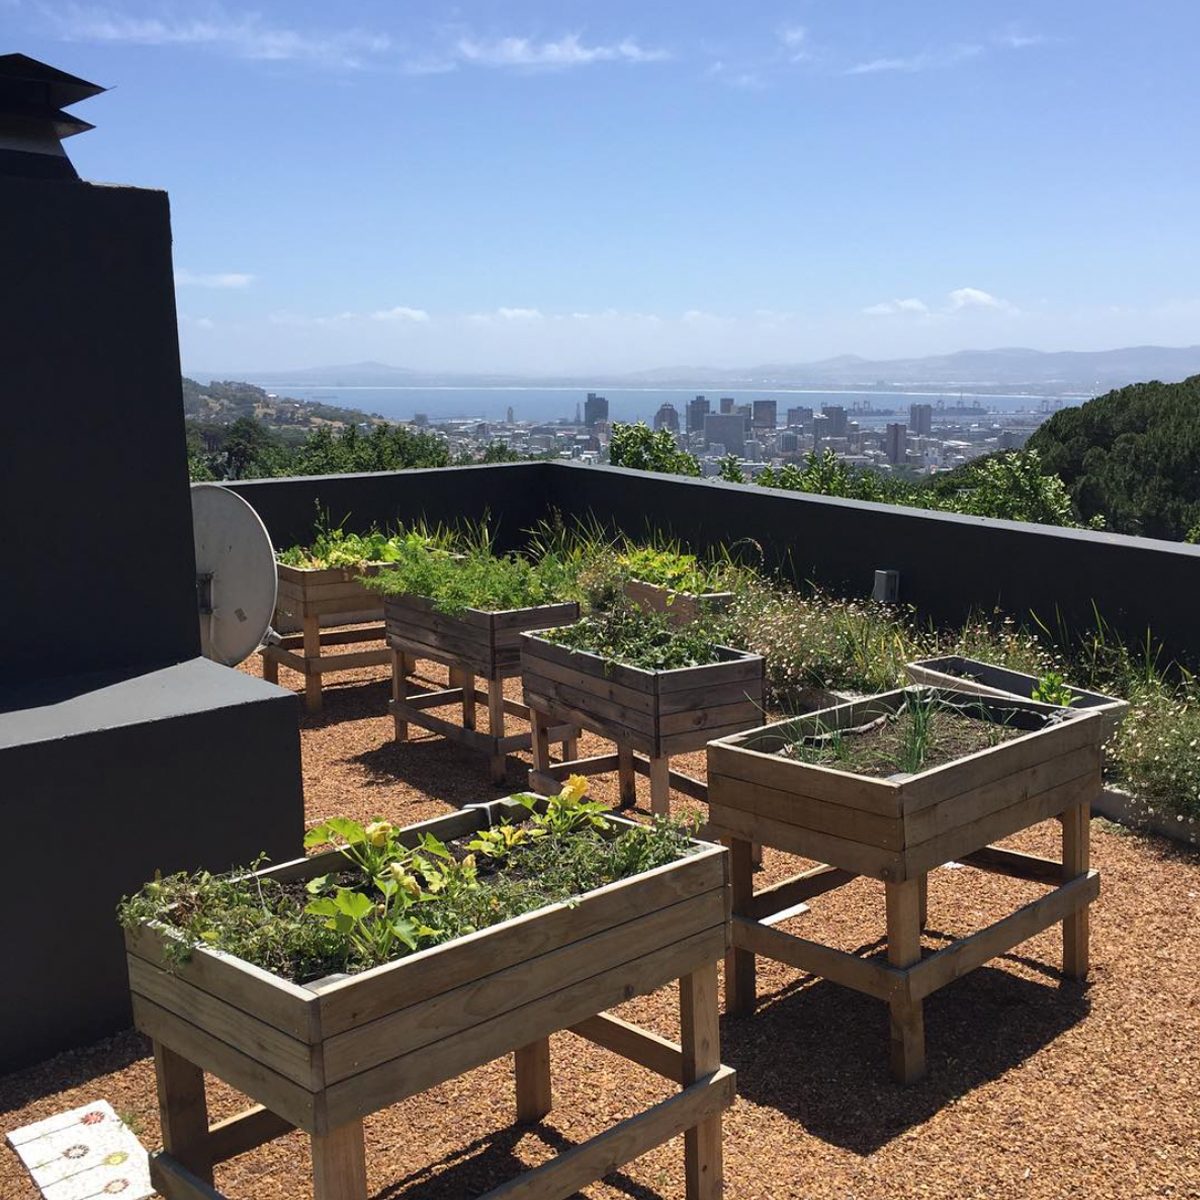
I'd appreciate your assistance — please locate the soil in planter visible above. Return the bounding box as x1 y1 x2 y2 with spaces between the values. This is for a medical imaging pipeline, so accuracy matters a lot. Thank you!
780 697 1028 778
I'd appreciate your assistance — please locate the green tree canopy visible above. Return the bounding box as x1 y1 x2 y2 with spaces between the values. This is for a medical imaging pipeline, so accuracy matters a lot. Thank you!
608 422 701 476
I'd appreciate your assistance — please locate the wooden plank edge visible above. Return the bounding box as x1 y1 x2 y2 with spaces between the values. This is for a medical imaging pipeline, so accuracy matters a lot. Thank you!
957 844 1065 884
908 869 1100 1001
748 865 856 920
477 1067 735 1200
568 1012 684 1083
207 1105 294 1164
150 1151 224 1200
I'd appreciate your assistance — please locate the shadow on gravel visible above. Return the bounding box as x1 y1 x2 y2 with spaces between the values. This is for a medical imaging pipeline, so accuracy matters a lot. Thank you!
721 956 1090 1154
375 1120 664 1200
0 1030 150 1114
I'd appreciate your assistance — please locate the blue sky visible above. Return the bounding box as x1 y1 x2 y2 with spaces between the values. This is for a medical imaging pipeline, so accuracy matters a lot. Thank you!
9 1 1200 374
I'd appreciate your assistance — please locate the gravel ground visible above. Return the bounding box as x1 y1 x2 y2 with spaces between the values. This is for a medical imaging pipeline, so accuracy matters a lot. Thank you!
3 650 1199 1200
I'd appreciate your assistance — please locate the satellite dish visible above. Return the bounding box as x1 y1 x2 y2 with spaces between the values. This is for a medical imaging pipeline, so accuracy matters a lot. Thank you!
191 484 277 666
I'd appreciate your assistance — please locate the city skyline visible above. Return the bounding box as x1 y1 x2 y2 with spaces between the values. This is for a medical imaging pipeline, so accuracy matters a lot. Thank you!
12 0 1200 372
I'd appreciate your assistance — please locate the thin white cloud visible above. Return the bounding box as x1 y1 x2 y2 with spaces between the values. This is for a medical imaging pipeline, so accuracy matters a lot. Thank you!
371 306 430 322
779 24 809 62
496 307 543 320
948 286 1018 313
707 60 765 90
44 5 392 69
175 269 254 289
846 43 982 75
993 28 1046 50
863 297 930 316
454 33 668 69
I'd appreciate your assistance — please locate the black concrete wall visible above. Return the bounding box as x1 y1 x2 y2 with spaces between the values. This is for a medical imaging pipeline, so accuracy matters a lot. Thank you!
548 463 1200 665
0 177 200 684
225 461 1200 666
0 662 303 1071
225 461 552 552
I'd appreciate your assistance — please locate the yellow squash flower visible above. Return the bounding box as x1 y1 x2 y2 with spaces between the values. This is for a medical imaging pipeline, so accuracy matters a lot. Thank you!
364 820 393 847
561 774 590 803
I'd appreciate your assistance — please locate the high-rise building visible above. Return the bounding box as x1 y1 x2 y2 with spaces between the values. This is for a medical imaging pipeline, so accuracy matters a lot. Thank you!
752 399 777 431
719 396 735 414
687 394 710 434
653 402 680 433
812 413 830 449
822 405 848 437
584 392 608 428
780 430 800 453
909 403 933 436
886 423 908 466
703 413 746 454
786 406 813 428
506 406 514 424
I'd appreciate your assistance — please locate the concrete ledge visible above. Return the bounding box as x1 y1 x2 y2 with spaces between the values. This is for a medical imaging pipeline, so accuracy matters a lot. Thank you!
1094 785 1200 848
0 658 304 1071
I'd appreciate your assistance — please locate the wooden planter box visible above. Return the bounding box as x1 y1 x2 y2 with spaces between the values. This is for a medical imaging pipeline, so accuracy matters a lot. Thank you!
385 594 580 783
128 802 733 1200
706 687 1105 1083
623 579 734 626
906 655 1128 738
261 563 392 713
521 634 764 816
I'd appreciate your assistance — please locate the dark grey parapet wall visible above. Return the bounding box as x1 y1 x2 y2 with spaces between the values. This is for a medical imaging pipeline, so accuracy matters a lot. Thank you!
225 461 553 552
0 177 199 684
223 460 1199 666
548 462 1200 665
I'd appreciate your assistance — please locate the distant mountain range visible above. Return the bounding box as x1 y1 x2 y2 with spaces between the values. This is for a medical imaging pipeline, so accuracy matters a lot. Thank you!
198 345 1200 396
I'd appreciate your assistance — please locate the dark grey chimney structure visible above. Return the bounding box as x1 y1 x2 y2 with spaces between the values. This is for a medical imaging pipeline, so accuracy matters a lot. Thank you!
0 58 304 1070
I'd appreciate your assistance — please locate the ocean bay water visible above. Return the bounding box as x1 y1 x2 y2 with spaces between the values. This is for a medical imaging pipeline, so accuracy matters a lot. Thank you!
251 384 1077 427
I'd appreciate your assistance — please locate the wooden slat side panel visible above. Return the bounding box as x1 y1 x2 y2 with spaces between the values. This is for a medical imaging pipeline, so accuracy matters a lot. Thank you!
658 699 765 739
520 634 654 693
707 771 904 849
655 650 764 694
316 847 726 1036
709 802 904 880
657 676 765 716
902 744 1102 845
322 888 725 1082
706 741 903 817
128 957 319 1088
323 927 726 1126
521 670 657 740
132 997 317 1133
521 682 657 755
124 926 317 1042
903 768 1101 878
897 711 1105 810
519 651 657 715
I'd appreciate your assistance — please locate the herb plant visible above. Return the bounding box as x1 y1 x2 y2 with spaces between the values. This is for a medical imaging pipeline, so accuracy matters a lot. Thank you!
543 601 725 672
118 780 695 984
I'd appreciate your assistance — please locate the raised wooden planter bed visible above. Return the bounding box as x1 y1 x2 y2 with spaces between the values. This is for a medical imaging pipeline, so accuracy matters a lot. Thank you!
706 687 1106 1083
127 802 733 1200
623 579 734 626
906 654 1128 738
385 594 581 783
261 562 392 713
521 634 765 817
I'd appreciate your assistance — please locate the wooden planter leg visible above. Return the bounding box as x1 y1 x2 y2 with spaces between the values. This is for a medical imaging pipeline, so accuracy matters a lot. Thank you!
918 874 929 930
302 614 322 713
724 837 756 1016
459 668 477 731
681 961 723 1200
311 1118 367 1200
886 878 926 1084
562 731 579 761
262 649 278 685
649 756 670 818
487 679 507 785
154 1042 213 1186
514 1038 553 1123
531 708 552 779
617 743 637 808
391 649 408 742
1062 800 1091 979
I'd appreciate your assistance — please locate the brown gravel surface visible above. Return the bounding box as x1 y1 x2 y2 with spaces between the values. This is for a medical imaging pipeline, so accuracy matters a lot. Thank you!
3 651 1199 1200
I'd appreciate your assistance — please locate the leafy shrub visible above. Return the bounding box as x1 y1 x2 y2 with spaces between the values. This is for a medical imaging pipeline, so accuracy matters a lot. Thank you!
544 602 725 672
608 422 701 476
